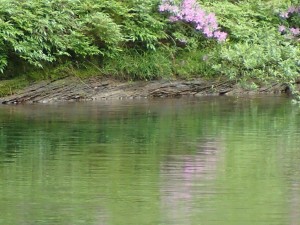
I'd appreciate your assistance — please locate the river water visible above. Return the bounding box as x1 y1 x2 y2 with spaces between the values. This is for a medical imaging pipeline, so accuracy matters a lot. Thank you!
0 96 299 225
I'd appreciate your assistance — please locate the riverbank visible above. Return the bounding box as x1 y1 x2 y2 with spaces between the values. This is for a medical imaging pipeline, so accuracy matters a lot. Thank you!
0 76 289 104
0 1 298 105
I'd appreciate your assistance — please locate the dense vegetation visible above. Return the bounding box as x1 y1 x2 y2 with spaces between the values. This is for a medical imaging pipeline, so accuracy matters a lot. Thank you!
0 0 299 87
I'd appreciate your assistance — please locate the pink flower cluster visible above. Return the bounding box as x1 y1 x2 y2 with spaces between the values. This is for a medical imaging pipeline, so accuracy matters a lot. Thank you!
279 6 300 18
159 0 227 42
279 5 300 41
279 25 300 36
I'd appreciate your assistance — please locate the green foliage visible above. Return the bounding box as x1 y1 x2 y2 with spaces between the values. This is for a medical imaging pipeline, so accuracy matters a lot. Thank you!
201 1 282 42
0 55 7 73
122 0 167 50
0 0 299 84
173 50 215 78
101 49 173 80
202 1 300 83
165 21 215 51
0 0 100 69
0 0 169 74
210 32 300 82
74 0 125 56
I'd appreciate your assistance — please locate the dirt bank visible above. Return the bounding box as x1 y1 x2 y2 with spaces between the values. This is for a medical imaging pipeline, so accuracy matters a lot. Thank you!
0 77 289 104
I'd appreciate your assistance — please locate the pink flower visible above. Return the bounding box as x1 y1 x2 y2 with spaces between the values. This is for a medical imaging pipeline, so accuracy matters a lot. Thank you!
194 10 205 23
213 31 227 42
158 0 227 41
278 25 286 33
169 16 179 22
170 5 180 14
203 27 213 37
280 12 289 18
159 5 167 12
290 27 300 36
279 6 300 19
287 6 300 14
196 24 203 30
288 6 297 14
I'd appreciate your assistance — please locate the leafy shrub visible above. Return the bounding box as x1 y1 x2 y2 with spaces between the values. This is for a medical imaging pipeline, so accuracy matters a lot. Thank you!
203 1 300 83
0 0 100 70
122 0 167 50
210 32 300 82
201 1 282 42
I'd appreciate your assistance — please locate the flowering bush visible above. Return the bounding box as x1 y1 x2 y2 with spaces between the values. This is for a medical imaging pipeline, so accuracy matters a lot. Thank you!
158 0 227 42
279 5 300 41
204 1 300 84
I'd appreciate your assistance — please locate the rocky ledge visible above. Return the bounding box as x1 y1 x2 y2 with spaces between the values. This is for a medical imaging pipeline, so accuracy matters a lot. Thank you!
0 77 288 104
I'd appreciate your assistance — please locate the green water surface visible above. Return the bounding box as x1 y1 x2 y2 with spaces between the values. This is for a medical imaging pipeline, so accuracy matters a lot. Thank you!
0 97 299 225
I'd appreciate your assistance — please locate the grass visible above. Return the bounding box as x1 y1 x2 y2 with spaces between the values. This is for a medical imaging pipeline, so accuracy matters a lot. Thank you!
0 61 104 97
0 77 30 97
100 48 217 80
173 49 216 79
101 49 174 80
0 48 220 97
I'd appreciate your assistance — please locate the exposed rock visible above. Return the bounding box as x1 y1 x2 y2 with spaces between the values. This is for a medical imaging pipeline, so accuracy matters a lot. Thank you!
0 77 288 104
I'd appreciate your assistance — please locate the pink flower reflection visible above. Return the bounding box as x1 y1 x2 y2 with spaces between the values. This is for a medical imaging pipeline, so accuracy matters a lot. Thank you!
160 138 224 223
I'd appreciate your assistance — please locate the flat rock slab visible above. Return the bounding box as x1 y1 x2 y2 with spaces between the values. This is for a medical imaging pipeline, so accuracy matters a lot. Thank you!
0 77 287 104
